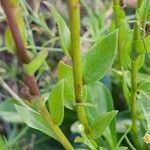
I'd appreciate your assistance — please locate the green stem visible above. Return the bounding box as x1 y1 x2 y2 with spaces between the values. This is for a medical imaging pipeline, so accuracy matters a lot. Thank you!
40 106 74 150
130 60 142 150
68 0 90 134
113 0 123 69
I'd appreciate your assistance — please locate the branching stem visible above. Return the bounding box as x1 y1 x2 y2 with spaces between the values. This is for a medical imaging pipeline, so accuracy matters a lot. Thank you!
130 60 142 150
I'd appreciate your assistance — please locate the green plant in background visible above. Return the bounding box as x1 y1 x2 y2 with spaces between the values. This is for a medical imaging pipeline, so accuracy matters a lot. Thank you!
0 0 150 149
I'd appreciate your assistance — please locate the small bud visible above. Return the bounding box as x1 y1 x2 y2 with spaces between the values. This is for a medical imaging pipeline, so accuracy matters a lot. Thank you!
143 133 150 144
71 121 84 133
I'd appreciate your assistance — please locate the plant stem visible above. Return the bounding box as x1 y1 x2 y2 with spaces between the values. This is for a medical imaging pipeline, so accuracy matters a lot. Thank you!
1 0 40 96
40 105 74 150
68 0 90 134
130 60 142 150
113 0 124 69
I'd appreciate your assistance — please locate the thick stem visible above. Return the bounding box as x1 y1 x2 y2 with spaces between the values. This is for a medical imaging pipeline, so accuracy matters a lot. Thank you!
130 60 142 150
1 0 40 96
113 0 123 69
68 0 90 133
40 106 74 150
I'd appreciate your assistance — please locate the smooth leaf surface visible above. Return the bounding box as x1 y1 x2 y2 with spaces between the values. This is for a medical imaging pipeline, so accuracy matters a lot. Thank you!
90 110 118 139
48 80 64 126
82 31 118 84
24 50 48 75
58 61 75 110
86 82 114 122
15 105 56 140
86 81 117 146
0 98 22 123
138 82 150 101
121 30 146 69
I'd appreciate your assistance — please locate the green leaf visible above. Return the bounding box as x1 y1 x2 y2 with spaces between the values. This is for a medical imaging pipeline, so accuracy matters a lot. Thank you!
90 110 118 139
82 30 118 84
130 22 145 59
144 36 150 52
116 110 131 133
24 50 48 75
113 3 129 68
86 82 114 122
120 30 132 68
121 30 145 69
138 81 150 101
43 2 71 56
5 7 27 54
138 0 150 22
86 82 117 147
15 105 56 140
0 98 22 123
48 80 64 126
58 61 75 110
113 5 126 21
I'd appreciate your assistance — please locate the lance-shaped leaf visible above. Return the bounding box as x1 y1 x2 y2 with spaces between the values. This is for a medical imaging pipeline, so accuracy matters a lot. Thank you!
138 0 150 22
15 105 56 140
90 110 118 139
0 98 22 123
43 1 71 56
48 80 64 126
58 61 75 110
112 2 130 68
24 50 48 75
130 22 145 59
82 30 118 84
86 82 117 147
